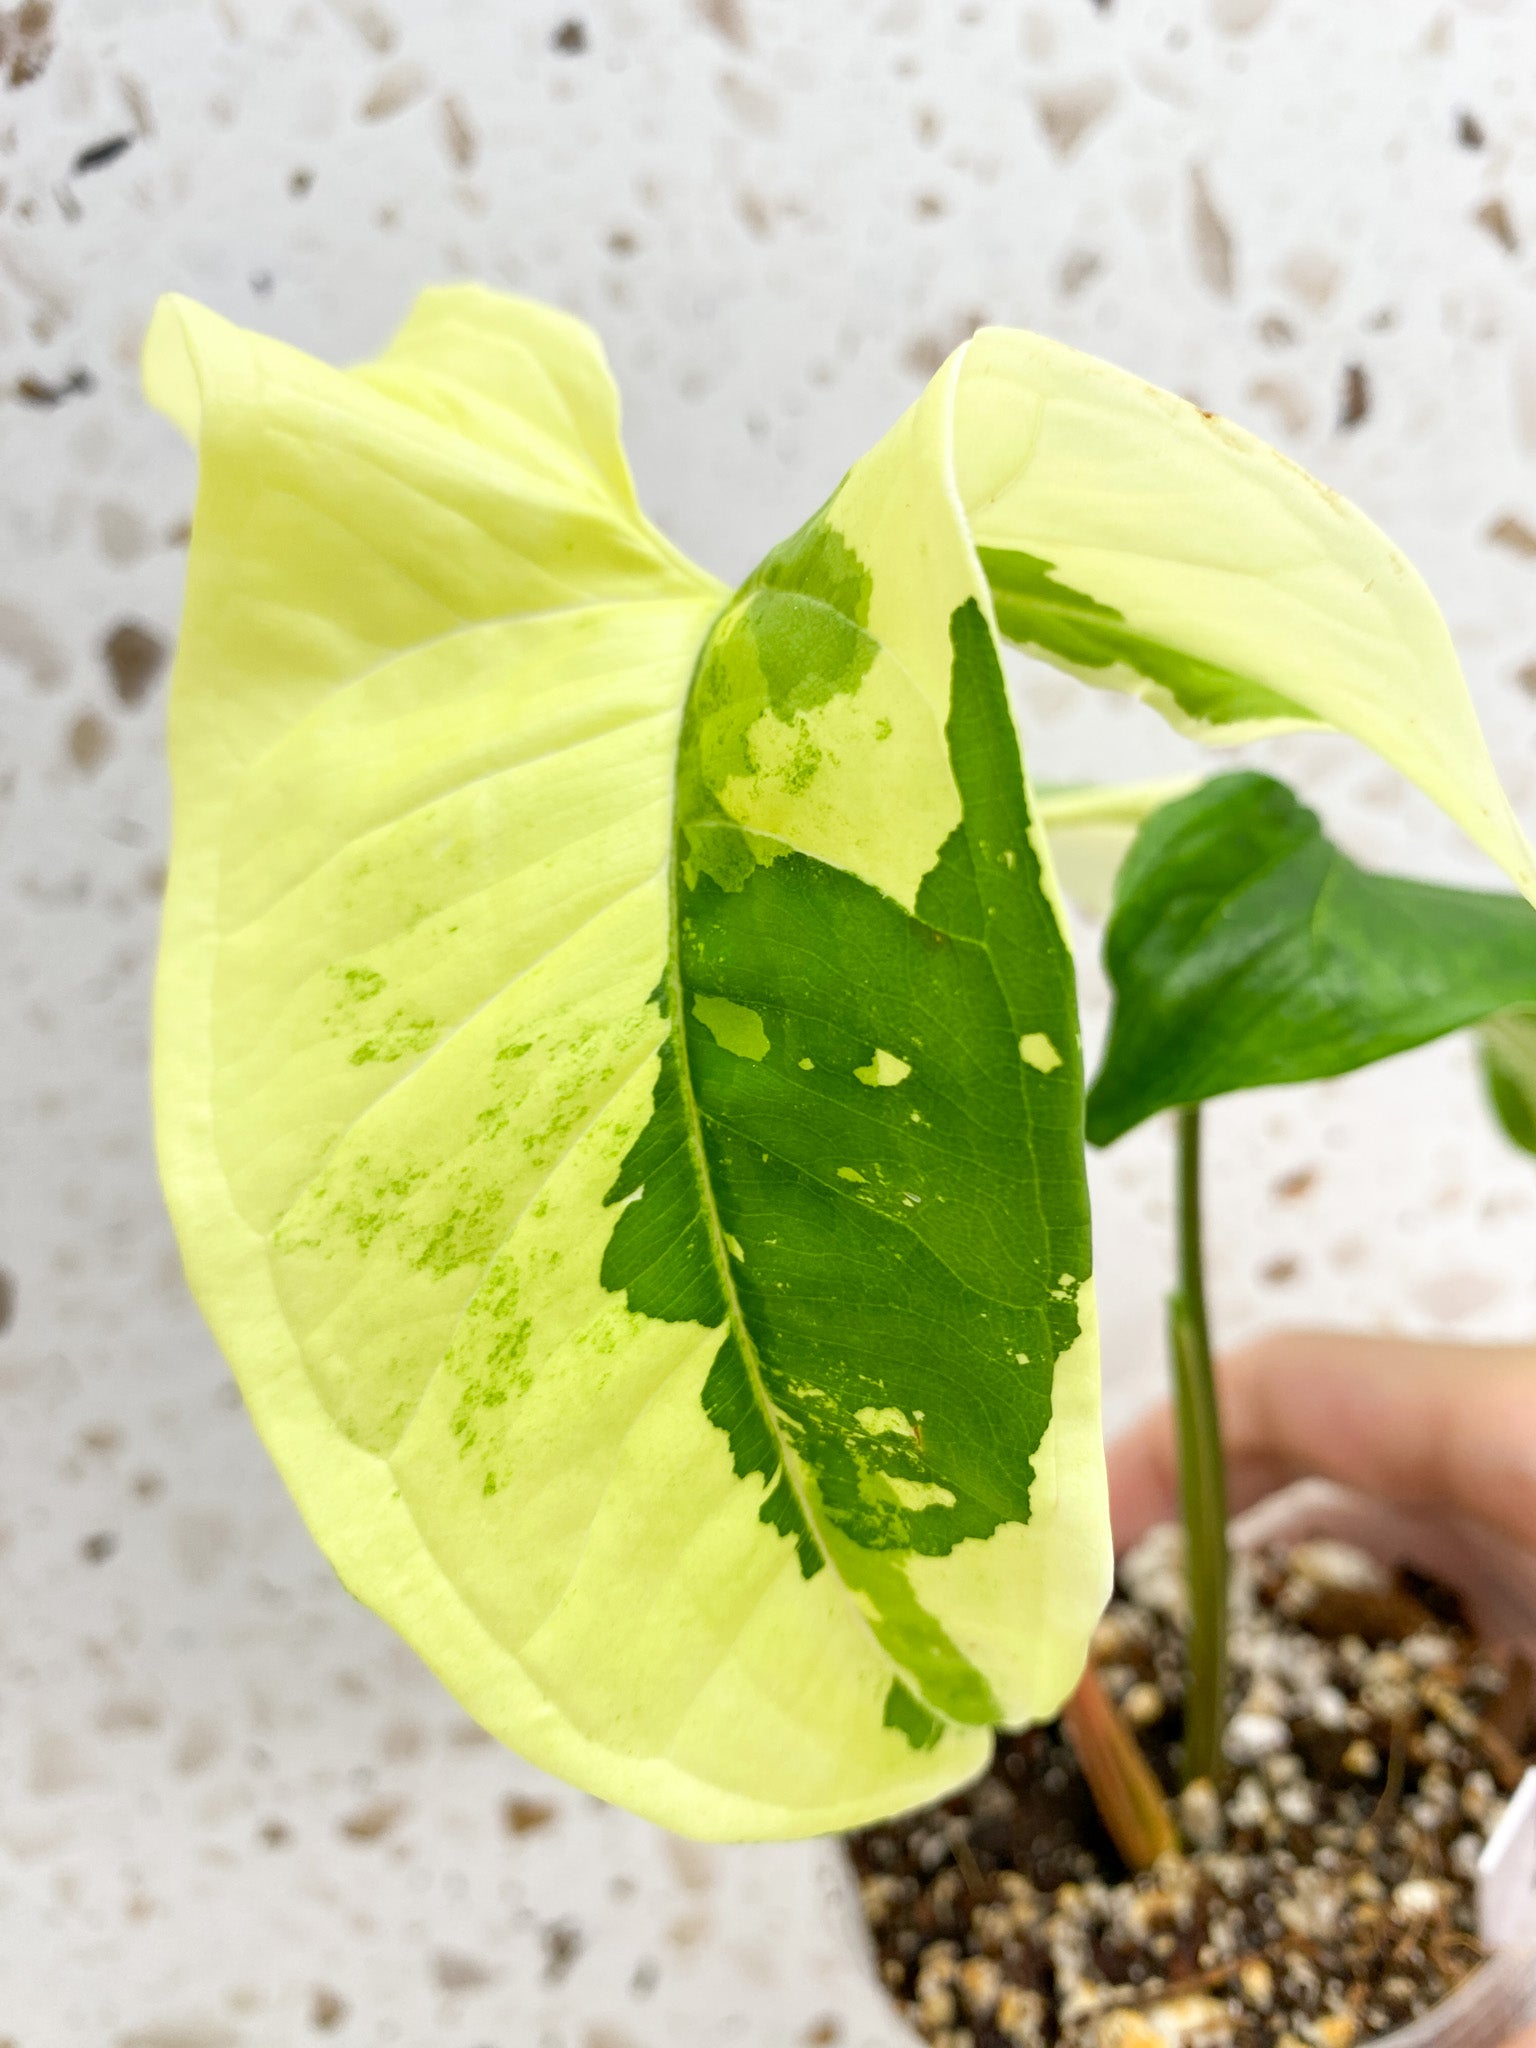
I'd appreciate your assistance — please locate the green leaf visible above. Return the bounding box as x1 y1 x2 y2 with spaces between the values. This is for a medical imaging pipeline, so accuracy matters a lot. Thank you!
145 290 1535 1842
144 289 1110 1840
1088 773 1536 1146
959 329 1536 901
1479 1006 1536 1158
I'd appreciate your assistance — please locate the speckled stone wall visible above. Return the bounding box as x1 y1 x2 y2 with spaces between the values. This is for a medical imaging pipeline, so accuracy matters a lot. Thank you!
5 2 1536 2043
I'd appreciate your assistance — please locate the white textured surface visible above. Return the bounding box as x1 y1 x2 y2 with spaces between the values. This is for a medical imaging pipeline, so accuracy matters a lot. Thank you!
4 1 1536 2041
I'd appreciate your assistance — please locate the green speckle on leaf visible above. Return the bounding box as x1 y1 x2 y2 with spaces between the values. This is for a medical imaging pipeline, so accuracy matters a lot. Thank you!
692 993 771 1061
1019 1033 1062 1073
854 1048 911 1088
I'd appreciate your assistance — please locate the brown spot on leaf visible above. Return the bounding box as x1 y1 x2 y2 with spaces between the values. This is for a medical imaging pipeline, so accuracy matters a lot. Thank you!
439 93 476 170
0 1268 14 1333
1516 661 1536 695
81 1529 118 1562
1273 1166 1316 1200
551 17 587 52
803 2023 843 2047
289 166 315 196
104 621 167 706
503 1794 556 1834
1261 1256 1299 1285
1489 513 1536 560
1458 110 1485 149
1475 197 1518 253
0 2 53 90
1189 165 1235 298
1338 362 1370 429
68 711 112 774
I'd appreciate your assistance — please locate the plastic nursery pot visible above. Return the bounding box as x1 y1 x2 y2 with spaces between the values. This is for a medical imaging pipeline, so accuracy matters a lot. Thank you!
838 1480 1536 2048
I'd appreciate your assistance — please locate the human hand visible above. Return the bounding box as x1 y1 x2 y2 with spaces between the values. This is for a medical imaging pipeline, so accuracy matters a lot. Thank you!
1106 1329 1536 1649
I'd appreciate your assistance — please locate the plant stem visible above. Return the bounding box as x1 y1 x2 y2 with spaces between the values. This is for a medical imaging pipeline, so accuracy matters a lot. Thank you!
1060 1665 1178 1873
1170 1103 1228 1786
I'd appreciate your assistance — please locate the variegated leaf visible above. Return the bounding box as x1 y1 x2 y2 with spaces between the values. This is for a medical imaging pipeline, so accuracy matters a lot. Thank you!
147 290 1533 1840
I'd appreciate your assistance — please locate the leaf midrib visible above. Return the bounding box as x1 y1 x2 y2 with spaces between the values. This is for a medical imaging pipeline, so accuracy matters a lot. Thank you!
662 852 838 1586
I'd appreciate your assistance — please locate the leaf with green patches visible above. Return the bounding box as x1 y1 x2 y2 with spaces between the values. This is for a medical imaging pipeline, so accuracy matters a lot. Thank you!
1087 773 1536 1147
1480 1006 1536 1158
958 329 1536 899
146 287 1534 1843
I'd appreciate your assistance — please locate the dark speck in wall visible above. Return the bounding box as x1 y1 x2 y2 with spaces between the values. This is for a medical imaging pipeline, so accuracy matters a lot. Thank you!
1489 515 1536 560
104 621 168 706
542 1919 583 1983
1475 197 1518 254
0 2 54 90
68 711 112 773
72 133 133 175
1457 111 1485 149
15 367 93 406
503 1794 555 1833
1338 362 1370 429
552 17 587 52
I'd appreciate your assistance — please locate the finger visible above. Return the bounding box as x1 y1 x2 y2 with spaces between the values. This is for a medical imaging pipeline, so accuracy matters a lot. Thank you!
1106 1330 1536 1557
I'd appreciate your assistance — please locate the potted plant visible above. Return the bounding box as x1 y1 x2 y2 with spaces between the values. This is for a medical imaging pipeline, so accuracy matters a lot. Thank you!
851 767 1536 2045
142 286 1536 2034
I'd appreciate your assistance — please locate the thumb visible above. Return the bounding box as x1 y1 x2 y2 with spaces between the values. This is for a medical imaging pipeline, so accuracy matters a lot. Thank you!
1107 1329 1536 1558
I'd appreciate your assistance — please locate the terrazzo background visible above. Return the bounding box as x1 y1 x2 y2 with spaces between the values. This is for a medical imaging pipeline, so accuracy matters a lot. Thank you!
6 1 1536 2041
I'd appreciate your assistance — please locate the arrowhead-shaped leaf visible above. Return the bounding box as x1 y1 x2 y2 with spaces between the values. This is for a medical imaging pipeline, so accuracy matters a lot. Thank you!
146 291 1534 1839
1088 773 1536 1146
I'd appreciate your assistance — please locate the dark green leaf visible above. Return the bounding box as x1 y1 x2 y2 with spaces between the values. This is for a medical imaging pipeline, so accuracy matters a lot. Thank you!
1479 1006 1536 1158
1087 773 1536 1146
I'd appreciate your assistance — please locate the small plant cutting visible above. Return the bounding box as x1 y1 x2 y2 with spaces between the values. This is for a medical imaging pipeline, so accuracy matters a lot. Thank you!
855 770 1536 2044
146 289 1536 2037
